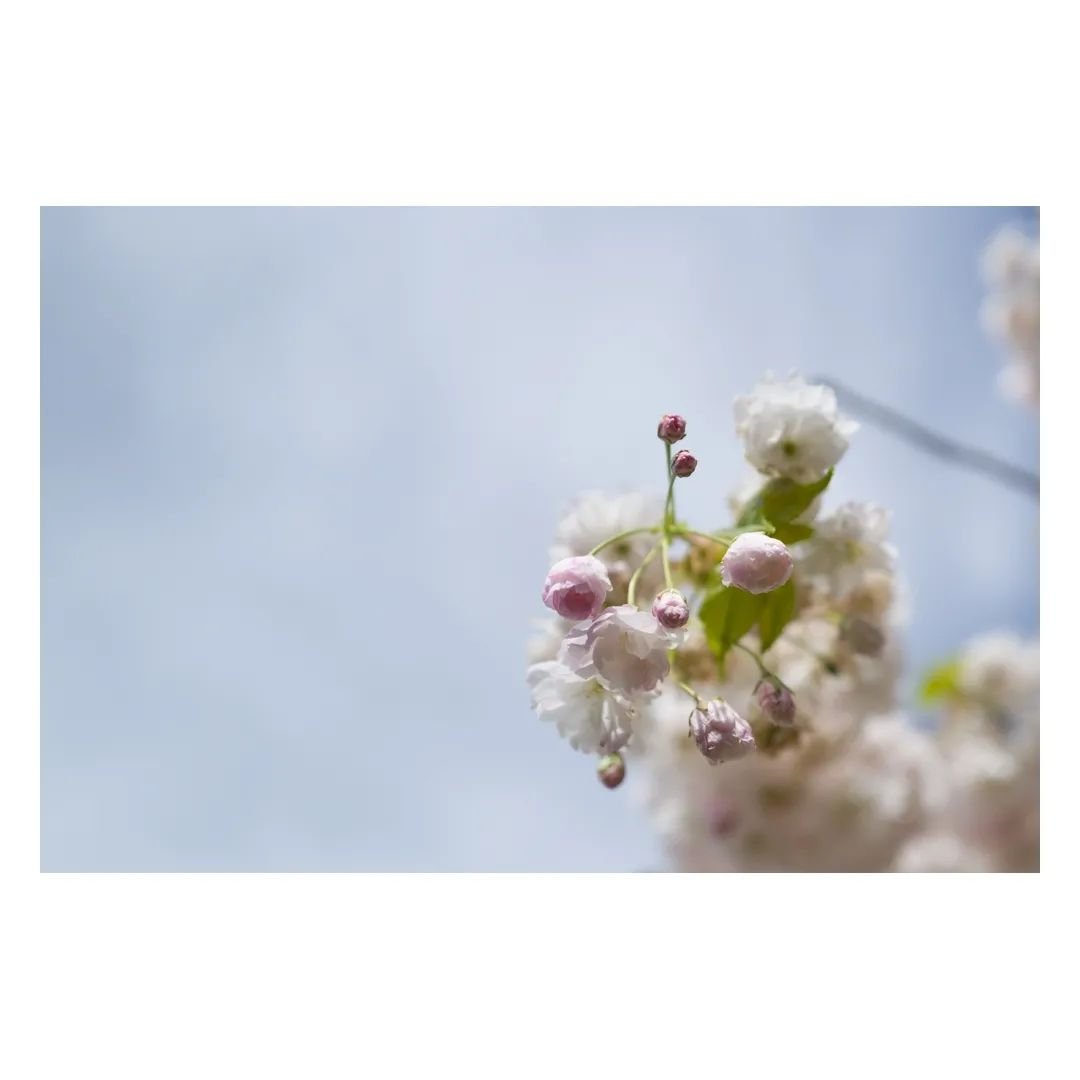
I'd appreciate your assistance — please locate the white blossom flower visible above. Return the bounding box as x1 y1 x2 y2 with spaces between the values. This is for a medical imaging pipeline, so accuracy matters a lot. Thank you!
798 502 895 598
956 632 1039 717
526 660 637 754
562 604 670 694
980 225 1039 408
733 374 858 483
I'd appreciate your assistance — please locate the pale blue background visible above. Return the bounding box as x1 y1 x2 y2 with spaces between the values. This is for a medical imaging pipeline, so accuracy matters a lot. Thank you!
41 207 1039 871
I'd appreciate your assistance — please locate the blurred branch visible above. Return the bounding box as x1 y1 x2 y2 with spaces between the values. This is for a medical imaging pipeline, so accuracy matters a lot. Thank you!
815 377 1040 501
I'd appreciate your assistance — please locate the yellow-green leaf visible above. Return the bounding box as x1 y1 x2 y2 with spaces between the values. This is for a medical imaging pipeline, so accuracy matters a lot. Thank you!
918 659 962 706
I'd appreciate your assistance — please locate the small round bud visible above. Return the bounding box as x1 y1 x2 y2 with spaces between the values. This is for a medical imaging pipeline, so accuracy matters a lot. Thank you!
841 616 886 657
657 414 687 444
651 588 690 630
690 699 756 765
597 753 626 789
719 532 793 594
542 555 612 622
671 450 698 477
756 679 796 726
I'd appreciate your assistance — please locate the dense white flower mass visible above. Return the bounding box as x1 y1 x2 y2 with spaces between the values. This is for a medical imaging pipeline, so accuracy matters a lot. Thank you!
980 225 1039 408
733 374 858 483
896 633 1040 873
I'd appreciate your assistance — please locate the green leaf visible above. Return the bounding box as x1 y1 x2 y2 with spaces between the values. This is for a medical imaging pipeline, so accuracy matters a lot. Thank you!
769 522 815 545
757 578 796 652
918 659 962 706
737 470 833 528
699 586 764 660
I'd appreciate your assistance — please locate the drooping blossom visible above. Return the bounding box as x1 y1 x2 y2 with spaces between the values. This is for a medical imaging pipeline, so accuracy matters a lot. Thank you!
690 699 756 765
527 660 637 754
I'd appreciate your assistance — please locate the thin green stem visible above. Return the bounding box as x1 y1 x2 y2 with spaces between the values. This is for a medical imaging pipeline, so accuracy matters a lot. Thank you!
588 526 659 557
664 443 677 529
627 542 661 608
659 441 679 589
672 527 731 548
675 680 704 707
733 640 796 692
732 640 769 676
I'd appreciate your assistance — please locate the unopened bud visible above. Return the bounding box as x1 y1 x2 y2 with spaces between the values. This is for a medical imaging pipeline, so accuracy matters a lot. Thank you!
842 616 886 657
756 679 796 726
690 699 756 765
597 753 626 789
652 588 690 630
657 414 687 444
672 449 698 477
719 532 793 594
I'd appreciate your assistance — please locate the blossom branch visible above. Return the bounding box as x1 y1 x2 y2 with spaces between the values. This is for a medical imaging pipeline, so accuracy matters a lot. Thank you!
816 376 1039 500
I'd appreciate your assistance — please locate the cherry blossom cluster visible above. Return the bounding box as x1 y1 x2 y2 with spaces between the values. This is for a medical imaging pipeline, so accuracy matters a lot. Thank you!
528 375 881 804
980 224 1039 409
528 408 772 776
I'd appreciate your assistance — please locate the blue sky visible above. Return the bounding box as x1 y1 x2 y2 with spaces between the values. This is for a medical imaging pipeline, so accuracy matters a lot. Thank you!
40 207 1039 871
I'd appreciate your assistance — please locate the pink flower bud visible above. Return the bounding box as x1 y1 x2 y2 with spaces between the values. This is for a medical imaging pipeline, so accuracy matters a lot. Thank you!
719 532 793 594
651 588 690 630
756 679 796 726
657 414 687 444
690 699 756 765
841 616 886 657
597 753 626 789
672 450 698 477
542 555 612 622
